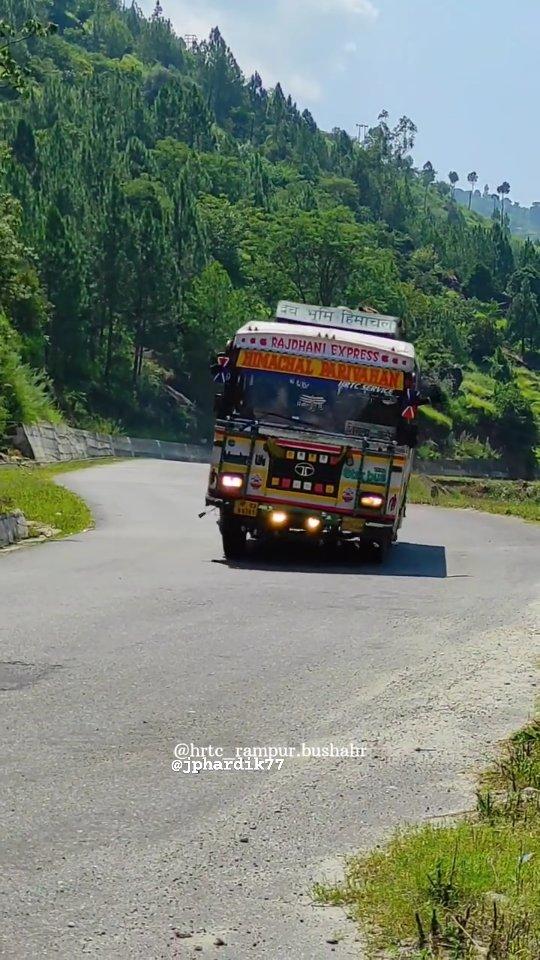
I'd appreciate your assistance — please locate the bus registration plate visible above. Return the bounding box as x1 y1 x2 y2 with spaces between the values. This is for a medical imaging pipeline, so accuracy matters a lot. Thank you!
342 517 365 534
234 500 259 518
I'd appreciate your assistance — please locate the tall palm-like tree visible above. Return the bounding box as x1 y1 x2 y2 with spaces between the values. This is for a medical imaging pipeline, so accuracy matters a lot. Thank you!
497 182 511 223
448 171 459 198
422 161 435 212
467 171 478 209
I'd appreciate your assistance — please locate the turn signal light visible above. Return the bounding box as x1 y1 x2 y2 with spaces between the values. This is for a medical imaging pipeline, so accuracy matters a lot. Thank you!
270 511 288 526
360 494 384 509
220 474 243 490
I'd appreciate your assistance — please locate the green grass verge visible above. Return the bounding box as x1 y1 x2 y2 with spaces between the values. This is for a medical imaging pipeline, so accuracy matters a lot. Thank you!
44 457 122 476
409 474 540 522
315 720 540 959
0 463 95 537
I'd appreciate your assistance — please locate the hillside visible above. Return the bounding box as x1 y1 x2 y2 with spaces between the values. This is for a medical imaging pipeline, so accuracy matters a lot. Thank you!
0 0 538 474
454 187 540 240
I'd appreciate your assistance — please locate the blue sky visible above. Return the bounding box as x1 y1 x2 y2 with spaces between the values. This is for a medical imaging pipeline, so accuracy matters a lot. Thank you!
141 0 540 206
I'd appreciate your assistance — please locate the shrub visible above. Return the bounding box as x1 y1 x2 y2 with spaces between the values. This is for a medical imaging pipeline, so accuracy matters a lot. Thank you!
0 313 62 441
493 382 538 477
450 432 500 460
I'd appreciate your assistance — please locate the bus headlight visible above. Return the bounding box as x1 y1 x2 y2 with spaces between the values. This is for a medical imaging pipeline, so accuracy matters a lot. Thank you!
360 494 384 509
220 474 244 490
305 517 322 532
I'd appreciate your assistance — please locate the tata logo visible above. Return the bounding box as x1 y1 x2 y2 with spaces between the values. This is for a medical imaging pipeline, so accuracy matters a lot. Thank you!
295 463 315 479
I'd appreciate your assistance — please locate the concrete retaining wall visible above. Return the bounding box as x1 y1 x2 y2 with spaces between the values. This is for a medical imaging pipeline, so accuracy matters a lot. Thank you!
11 423 536 479
0 511 28 548
14 424 210 465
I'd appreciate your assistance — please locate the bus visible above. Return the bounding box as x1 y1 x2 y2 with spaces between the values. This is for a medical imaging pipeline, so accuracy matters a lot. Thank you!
207 301 423 562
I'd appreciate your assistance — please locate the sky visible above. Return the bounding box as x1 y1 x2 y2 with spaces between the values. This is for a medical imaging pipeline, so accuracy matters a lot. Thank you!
140 0 540 206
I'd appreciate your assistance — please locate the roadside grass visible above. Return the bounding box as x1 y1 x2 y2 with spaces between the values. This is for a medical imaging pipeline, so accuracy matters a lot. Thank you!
0 462 96 537
44 457 122 476
314 720 540 959
410 474 540 522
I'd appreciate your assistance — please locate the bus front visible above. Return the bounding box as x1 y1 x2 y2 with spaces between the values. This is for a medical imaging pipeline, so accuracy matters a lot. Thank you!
207 322 418 561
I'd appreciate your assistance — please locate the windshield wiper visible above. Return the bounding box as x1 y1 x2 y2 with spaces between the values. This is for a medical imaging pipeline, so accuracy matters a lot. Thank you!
255 411 341 433
253 412 345 439
254 410 313 427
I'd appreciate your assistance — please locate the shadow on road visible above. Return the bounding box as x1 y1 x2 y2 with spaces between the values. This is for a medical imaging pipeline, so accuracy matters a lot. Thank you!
213 539 448 578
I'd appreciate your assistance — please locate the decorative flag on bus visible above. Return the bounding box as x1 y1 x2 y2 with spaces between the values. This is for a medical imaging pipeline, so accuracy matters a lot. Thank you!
402 388 419 420
212 355 231 384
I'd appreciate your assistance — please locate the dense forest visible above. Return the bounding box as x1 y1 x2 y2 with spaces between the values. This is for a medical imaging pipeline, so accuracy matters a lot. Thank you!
0 0 538 474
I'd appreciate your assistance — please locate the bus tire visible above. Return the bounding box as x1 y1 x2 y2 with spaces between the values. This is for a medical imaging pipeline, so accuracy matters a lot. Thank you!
221 519 247 561
373 533 392 564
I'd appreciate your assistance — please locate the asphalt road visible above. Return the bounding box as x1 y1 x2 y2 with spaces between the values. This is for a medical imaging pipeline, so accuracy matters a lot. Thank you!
1 460 539 959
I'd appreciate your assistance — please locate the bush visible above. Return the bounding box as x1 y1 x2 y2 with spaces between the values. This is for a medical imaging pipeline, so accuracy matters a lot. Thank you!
416 440 441 460
493 381 538 477
0 313 62 441
450 432 500 460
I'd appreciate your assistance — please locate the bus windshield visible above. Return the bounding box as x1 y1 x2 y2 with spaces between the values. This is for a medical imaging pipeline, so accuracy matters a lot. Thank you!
234 369 402 438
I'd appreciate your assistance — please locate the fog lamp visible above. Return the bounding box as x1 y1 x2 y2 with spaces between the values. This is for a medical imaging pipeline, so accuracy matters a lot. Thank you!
360 494 384 509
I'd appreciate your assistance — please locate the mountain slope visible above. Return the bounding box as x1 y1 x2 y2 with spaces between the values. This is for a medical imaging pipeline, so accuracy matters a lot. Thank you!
0 0 538 473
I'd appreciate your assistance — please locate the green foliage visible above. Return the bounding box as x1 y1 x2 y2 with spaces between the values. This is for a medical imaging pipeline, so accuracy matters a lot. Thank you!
493 381 538 476
0 464 91 536
490 346 513 382
516 367 540 428
0 312 61 435
315 717 540 956
0 0 536 468
0 14 56 92
243 206 365 307
0 191 49 363
450 432 499 460
509 274 539 353
409 474 540 521
418 404 453 435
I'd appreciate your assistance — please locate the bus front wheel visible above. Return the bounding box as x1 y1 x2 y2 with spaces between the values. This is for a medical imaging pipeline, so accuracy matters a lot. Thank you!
221 517 247 561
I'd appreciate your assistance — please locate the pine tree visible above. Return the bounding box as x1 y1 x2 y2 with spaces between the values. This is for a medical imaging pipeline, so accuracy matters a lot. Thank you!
41 205 87 386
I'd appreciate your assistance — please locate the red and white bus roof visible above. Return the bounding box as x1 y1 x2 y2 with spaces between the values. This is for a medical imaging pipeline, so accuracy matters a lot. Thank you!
233 321 416 373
